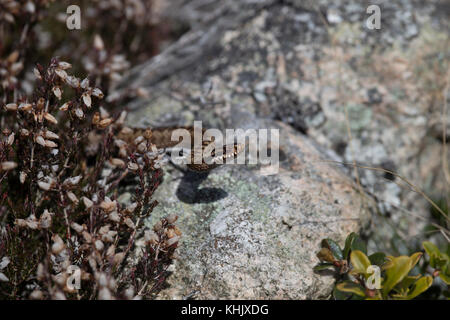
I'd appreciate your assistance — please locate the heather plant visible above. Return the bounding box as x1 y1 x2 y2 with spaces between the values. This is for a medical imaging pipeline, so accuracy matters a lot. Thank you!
0 0 174 103
0 58 180 299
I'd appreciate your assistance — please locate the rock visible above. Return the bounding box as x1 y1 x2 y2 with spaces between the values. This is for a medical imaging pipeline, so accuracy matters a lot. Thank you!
114 0 447 298
145 120 373 299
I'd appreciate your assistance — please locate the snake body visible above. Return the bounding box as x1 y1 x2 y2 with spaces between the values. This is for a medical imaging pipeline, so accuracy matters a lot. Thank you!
116 126 244 172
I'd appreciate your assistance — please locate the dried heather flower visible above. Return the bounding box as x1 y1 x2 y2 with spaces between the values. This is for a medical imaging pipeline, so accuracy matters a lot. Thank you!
114 139 126 148
1 162 17 171
70 222 84 234
19 171 27 183
82 92 92 107
94 34 105 51
4 103 17 111
153 220 162 232
113 252 125 266
144 230 158 245
38 181 52 191
63 176 82 185
36 98 45 110
100 197 117 212
82 231 92 243
67 191 79 204
6 132 14 145
52 86 62 100
0 257 10 270
59 102 69 111
75 108 84 119
82 196 94 209
95 240 104 251
54 68 68 80
29 290 44 300
39 210 53 229
18 103 32 111
80 78 90 89
110 158 125 168
109 211 120 223
43 112 58 124
35 135 46 146
166 236 179 247
53 291 67 300
33 67 42 80
0 273 9 282
98 118 113 129
44 140 58 148
127 162 139 171
58 61 72 70
65 75 80 88
166 214 178 224
124 218 135 229
125 203 137 214
44 130 59 140
134 136 144 145
98 287 112 300
92 88 104 99
137 142 147 153
106 245 116 257
120 127 133 136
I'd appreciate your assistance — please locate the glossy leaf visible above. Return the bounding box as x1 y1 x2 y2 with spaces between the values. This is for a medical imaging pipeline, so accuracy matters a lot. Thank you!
350 250 371 276
382 256 413 297
369 252 386 266
396 275 421 292
350 235 367 255
336 281 366 297
439 271 450 285
313 263 335 271
406 276 433 300
423 241 440 268
409 252 423 270
317 248 336 263
333 286 352 300
322 239 343 261
343 232 357 260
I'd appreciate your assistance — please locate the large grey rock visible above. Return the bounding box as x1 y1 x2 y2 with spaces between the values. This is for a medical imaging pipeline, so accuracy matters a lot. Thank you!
142 119 373 299
114 0 450 299
121 0 450 255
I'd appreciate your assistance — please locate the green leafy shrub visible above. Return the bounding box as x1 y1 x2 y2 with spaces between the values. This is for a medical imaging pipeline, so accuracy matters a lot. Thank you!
314 233 447 300
423 242 450 286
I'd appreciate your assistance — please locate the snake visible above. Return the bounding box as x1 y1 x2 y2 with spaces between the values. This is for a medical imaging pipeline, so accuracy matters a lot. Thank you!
114 126 244 172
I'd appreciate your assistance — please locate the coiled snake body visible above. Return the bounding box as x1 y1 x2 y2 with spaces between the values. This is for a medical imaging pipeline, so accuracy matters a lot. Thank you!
116 126 244 172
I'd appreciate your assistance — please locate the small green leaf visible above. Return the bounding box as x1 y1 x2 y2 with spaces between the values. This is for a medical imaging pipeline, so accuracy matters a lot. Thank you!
313 263 335 271
336 281 366 297
396 275 421 292
343 233 357 260
333 286 352 300
382 256 412 297
423 241 440 267
317 248 336 263
350 235 367 255
350 250 371 276
409 252 423 270
369 252 386 266
322 239 343 261
439 271 450 285
406 276 433 300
